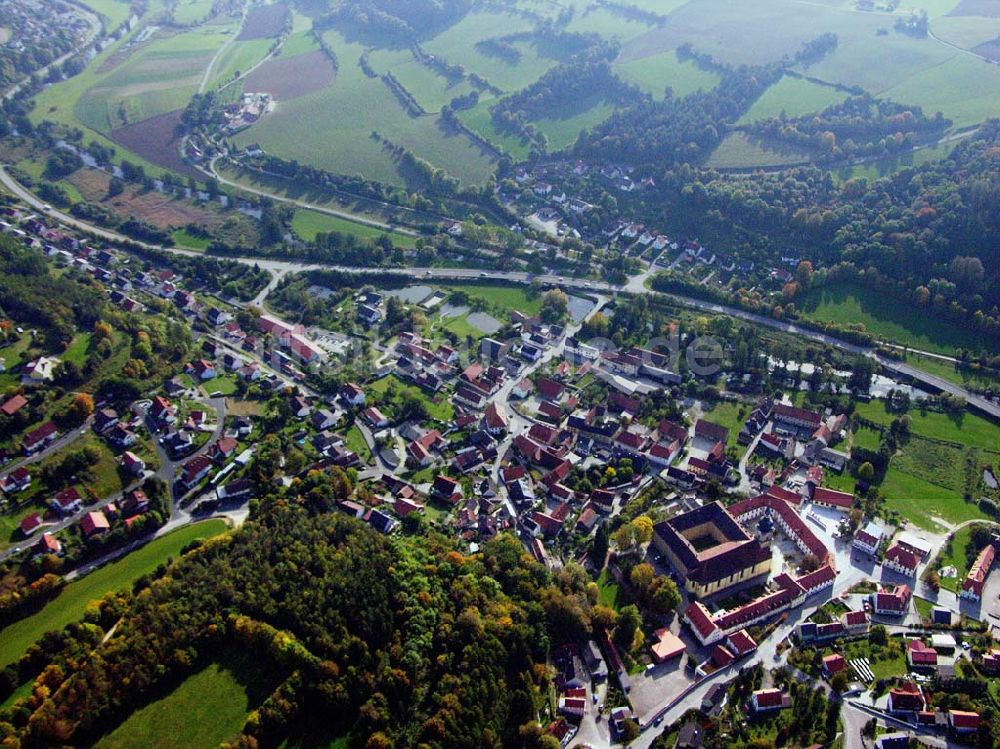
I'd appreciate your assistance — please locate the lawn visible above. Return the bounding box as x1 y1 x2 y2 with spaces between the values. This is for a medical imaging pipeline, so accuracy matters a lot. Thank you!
850 426 882 452
439 312 484 341
368 375 454 422
0 520 229 668
343 425 372 463
442 284 543 316
934 524 983 592
853 399 1000 452
291 208 416 247
841 639 907 681
597 567 626 611
880 467 984 531
172 228 211 250
202 373 239 396
232 28 497 188
62 332 93 367
0 333 35 375
913 596 934 622
799 283 990 355
697 400 748 456
737 75 849 124
95 648 279 749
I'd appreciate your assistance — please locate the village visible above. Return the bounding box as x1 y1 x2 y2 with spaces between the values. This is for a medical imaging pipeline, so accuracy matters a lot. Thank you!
0 191 998 749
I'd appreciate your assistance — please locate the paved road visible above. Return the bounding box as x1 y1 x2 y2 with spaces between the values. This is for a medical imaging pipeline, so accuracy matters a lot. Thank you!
0 416 94 481
2 164 999 421
205 156 420 237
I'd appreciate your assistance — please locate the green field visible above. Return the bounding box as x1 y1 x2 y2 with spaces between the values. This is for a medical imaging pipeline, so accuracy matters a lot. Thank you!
291 208 416 247
442 283 544 316
83 0 133 29
854 399 1000 452
76 26 233 132
532 100 618 151
799 283 989 355
882 53 1000 130
457 99 533 161
95 650 277 749
171 0 214 26
0 520 229 668
933 15 1000 48
172 228 211 250
276 30 319 59
390 59 479 114
616 50 721 101
706 131 813 169
833 136 964 183
209 37 273 90
881 464 983 531
904 351 1000 389
233 29 497 187
421 11 555 92
738 75 849 123
566 6 656 42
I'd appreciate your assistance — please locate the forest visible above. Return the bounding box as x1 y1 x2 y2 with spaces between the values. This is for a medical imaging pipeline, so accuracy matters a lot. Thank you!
618 121 1000 349
743 93 950 163
0 481 628 749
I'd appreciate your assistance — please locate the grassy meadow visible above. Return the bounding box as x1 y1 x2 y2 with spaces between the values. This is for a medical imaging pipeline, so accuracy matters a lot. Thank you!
0 520 229 669
799 284 989 355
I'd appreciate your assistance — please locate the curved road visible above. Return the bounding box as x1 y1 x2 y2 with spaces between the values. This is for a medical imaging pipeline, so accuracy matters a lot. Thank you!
2 165 997 422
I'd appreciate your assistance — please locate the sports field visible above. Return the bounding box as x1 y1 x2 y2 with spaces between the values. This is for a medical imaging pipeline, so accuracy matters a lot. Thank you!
0 520 228 669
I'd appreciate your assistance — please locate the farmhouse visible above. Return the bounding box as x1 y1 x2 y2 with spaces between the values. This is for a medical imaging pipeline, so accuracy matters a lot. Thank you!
883 544 919 577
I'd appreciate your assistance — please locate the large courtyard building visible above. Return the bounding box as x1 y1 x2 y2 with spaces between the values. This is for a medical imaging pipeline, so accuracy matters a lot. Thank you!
653 502 771 598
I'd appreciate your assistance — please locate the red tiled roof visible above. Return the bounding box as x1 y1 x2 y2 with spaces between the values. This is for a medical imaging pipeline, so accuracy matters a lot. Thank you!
845 610 869 626
685 601 719 641
950 710 980 729
812 487 853 509
886 544 919 571
773 403 822 426
0 394 27 416
728 629 757 656
963 542 996 596
823 653 847 673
